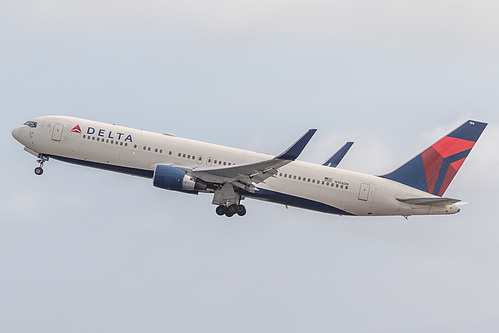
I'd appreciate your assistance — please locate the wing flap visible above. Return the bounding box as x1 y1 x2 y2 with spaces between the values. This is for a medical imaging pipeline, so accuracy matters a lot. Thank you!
189 158 290 184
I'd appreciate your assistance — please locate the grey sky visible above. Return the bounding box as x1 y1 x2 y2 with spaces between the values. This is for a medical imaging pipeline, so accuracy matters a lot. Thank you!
1 1 498 332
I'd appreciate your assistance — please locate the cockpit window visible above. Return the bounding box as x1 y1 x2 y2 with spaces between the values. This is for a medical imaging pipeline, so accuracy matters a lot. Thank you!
23 121 37 128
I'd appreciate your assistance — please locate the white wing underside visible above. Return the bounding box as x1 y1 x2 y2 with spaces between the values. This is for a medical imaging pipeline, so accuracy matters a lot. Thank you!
178 158 291 189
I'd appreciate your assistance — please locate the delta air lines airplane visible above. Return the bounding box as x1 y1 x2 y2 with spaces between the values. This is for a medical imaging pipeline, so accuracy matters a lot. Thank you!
12 116 486 218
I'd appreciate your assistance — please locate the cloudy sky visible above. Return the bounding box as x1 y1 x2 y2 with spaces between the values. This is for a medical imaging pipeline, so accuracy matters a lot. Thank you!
1 1 498 332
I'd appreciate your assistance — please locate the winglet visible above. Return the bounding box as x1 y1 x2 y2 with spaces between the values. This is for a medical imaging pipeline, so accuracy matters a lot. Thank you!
276 129 317 161
323 142 354 167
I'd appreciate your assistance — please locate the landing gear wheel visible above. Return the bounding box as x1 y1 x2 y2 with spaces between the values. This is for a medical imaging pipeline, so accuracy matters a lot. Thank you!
226 204 238 217
34 155 48 176
216 205 227 216
236 205 246 216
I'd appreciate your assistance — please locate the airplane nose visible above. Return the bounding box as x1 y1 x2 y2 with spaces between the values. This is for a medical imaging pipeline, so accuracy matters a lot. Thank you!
12 126 20 141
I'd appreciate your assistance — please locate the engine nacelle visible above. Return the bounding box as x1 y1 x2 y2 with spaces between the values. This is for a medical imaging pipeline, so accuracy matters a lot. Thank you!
153 165 207 193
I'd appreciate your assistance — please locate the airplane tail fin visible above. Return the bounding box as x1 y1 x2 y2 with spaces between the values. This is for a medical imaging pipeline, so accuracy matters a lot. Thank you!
381 120 487 196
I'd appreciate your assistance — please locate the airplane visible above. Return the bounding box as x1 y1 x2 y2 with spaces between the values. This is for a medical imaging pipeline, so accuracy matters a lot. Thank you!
12 116 487 218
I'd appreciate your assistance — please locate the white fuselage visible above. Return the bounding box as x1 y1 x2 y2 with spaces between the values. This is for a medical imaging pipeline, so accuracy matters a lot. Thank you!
12 116 460 217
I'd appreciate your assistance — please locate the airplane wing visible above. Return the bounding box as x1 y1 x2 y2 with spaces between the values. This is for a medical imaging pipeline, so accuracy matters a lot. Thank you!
396 197 461 206
178 129 317 190
323 142 353 168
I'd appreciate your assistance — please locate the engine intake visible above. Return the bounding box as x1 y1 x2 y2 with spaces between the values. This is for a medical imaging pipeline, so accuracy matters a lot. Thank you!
153 165 207 193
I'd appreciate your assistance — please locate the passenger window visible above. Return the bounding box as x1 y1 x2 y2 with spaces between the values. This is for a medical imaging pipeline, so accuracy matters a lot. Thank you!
134 144 137 148
155 148 158 153
120 142 123 146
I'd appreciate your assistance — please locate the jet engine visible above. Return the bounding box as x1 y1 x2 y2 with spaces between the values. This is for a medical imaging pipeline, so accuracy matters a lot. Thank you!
153 165 207 193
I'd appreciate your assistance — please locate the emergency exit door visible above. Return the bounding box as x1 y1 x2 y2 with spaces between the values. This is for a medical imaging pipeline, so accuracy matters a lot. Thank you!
358 183 370 201
52 124 64 141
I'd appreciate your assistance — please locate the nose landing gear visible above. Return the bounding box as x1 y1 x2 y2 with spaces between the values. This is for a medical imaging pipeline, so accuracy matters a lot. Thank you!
34 155 49 176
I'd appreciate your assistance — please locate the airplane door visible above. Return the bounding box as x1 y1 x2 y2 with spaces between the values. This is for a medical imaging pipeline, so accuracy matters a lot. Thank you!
52 124 64 141
358 183 370 201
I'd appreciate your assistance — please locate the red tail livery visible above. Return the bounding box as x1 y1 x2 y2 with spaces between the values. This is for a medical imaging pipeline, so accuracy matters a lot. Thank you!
382 120 487 196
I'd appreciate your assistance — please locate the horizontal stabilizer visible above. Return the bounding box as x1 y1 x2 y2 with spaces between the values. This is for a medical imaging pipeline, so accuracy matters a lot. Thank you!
323 142 354 168
397 197 461 206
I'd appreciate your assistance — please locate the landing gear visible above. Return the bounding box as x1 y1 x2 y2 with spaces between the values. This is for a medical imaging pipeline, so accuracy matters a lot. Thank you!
215 204 247 218
34 155 48 176
212 183 247 218
236 205 246 216
216 205 227 216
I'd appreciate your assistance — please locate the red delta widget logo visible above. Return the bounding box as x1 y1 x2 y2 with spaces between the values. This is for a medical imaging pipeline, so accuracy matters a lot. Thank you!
73 124 133 142
71 125 82 133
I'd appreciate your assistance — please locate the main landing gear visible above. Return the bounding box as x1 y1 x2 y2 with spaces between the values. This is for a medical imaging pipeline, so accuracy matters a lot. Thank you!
216 204 247 218
212 183 247 218
34 155 48 176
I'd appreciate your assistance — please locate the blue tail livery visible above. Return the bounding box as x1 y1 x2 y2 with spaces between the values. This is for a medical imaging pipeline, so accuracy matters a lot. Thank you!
381 120 487 196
